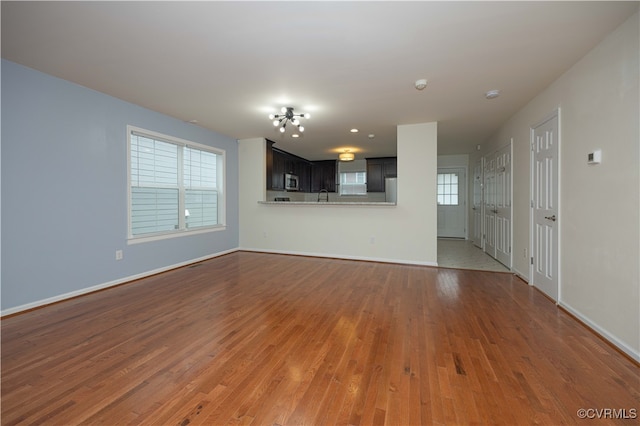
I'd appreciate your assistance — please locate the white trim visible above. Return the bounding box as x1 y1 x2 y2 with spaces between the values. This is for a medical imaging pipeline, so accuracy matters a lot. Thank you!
471 157 484 249
238 247 439 267
128 125 225 153
512 267 530 284
1 248 238 317
559 301 640 363
515 267 638 362
127 224 227 245
557 109 562 303
507 139 514 269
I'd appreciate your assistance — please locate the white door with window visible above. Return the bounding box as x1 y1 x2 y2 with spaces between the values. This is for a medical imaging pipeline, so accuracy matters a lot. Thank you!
437 168 467 238
531 112 559 301
494 142 512 268
472 159 483 248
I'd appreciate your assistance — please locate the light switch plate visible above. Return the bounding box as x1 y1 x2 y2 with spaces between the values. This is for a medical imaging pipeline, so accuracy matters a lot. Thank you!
588 149 602 164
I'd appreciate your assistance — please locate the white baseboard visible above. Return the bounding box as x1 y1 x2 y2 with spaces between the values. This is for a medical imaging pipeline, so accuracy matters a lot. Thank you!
512 267 530 284
238 247 439 267
1 248 239 317
558 300 640 363
2 247 434 317
515 270 637 362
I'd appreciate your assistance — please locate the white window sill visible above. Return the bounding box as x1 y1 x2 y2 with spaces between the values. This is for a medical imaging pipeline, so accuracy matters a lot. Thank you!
127 225 226 245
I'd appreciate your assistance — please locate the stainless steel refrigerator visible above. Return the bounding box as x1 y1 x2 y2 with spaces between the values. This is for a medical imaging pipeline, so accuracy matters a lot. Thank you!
385 177 397 203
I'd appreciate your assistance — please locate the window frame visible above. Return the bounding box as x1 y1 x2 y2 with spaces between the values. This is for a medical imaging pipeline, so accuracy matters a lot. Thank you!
127 125 226 244
437 172 460 206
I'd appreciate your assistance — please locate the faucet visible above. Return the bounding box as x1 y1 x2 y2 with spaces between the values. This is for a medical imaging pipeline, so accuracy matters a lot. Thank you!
317 189 329 202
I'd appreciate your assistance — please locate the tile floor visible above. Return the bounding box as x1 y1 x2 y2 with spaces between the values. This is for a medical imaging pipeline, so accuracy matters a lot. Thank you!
437 238 510 272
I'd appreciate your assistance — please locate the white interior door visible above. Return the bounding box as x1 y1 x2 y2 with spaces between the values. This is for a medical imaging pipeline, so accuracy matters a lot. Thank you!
531 112 559 301
472 159 483 248
483 157 496 257
437 168 467 238
494 142 512 268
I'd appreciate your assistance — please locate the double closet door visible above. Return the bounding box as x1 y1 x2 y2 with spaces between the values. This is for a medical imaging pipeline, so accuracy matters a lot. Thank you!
479 142 512 269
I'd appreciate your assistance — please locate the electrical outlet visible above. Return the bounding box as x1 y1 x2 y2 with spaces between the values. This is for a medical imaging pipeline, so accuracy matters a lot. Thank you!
523 248 527 258
263 231 268 238
369 236 376 244
115 250 123 261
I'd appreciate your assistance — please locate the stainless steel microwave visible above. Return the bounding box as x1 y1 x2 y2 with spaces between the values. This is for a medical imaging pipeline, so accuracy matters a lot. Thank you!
284 173 299 191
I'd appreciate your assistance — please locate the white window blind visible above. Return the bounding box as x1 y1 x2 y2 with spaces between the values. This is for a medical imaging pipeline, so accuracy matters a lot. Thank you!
128 127 224 239
340 171 367 195
183 147 218 229
130 135 179 235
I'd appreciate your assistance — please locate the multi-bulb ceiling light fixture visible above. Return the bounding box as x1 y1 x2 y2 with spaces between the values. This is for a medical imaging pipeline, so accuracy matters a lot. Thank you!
269 107 310 134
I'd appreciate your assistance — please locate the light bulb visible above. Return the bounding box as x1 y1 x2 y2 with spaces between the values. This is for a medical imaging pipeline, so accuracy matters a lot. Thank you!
281 107 287 113
273 120 279 126
304 113 310 119
279 127 285 133
268 114 275 120
292 119 300 126
298 126 304 132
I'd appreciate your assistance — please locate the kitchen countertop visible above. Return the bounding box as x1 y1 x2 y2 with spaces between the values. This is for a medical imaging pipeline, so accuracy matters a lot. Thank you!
259 201 396 206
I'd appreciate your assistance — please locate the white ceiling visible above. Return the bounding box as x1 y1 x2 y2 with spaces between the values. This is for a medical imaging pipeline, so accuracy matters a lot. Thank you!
2 1 637 161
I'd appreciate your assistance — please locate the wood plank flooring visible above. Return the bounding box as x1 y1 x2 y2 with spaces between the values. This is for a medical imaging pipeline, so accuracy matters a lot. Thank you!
2 251 638 425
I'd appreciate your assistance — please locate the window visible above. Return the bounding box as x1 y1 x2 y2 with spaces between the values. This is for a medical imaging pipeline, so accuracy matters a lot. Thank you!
437 172 459 205
339 171 367 195
128 126 225 241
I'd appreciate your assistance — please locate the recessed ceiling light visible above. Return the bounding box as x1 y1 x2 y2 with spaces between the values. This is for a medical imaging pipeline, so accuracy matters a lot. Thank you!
485 90 500 99
350 128 359 133
368 134 375 139
292 134 299 138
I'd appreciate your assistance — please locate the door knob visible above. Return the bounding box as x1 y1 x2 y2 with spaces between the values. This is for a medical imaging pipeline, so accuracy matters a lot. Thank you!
544 215 557 221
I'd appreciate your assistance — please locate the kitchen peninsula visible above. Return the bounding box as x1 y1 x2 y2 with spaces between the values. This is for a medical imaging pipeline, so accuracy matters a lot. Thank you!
259 200 396 206
264 140 397 205
238 123 438 268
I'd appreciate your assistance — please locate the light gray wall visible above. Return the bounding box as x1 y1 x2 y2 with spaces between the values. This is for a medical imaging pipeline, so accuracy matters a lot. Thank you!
1 60 239 312
479 13 639 360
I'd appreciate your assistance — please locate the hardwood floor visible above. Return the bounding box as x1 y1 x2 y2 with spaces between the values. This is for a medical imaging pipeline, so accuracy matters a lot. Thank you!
2 252 638 425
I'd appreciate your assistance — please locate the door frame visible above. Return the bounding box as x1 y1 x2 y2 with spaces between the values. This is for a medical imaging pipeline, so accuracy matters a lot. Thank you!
494 141 513 269
483 154 496 258
529 108 561 303
471 158 484 248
